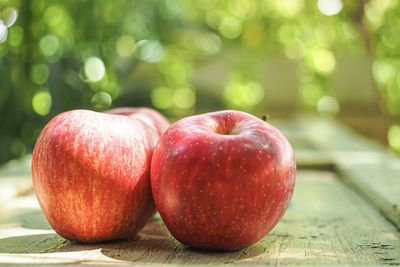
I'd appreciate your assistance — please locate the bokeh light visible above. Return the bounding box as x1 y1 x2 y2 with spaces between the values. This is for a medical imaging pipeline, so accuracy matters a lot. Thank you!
0 7 18 44
365 0 396 29
388 125 400 153
32 91 52 116
30 64 49 85
317 0 343 16
151 87 174 110
219 16 242 39
91 92 112 110
275 0 304 18
116 35 136 57
7 26 23 47
224 73 264 111
137 40 164 63
372 60 396 87
317 96 340 115
0 0 400 163
3 7 18 27
44 5 64 27
0 20 7 43
173 88 196 109
39 35 60 57
84 57 106 82
311 49 336 74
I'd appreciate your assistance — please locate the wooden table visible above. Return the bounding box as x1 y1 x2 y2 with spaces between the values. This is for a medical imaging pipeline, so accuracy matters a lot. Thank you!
1 116 399 266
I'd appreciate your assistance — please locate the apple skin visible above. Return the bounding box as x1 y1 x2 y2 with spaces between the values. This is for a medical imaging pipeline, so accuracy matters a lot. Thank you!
151 110 296 251
106 107 170 136
32 109 158 243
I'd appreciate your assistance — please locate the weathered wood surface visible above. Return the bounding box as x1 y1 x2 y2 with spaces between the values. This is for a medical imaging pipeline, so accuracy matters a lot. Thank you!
0 170 399 266
0 156 32 205
0 116 399 266
293 117 400 229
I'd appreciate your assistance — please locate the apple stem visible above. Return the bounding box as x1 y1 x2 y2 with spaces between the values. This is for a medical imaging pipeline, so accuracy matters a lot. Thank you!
261 114 269 122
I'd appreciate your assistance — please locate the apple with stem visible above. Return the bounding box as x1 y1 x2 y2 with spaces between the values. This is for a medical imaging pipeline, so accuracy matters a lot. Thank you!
32 109 158 243
151 110 296 251
106 107 169 136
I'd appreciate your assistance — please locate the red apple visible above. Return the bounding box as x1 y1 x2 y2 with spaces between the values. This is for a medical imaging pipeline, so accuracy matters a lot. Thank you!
106 107 169 136
151 110 296 251
32 109 158 243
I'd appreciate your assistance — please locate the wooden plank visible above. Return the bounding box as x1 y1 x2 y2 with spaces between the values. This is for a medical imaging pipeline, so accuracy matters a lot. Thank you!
283 116 400 231
0 170 399 266
336 158 400 229
272 118 335 169
255 170 400 265
0 156 32 205
315 118 400 231
293 116 387 153
293 150 333 169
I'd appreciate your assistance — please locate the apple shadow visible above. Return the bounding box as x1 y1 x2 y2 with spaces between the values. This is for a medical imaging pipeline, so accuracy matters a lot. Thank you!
1 208 53 231
0 219 264 264
0 233 67 253
17 209 53 230
100 221 265 264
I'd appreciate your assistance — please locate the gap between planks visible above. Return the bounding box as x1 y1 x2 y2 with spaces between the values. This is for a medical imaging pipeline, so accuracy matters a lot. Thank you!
292 116 400 230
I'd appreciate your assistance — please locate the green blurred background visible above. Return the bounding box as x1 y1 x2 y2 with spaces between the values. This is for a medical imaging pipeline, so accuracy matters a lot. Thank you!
0 0 399 164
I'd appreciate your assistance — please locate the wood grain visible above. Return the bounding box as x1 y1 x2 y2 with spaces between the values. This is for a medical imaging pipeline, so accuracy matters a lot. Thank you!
0 170 399 266
1 117 399 266
282 116 400 231
337 158 400 230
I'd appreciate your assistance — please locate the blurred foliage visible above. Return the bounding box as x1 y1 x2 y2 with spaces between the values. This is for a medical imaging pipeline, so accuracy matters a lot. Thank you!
0 0 400 162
